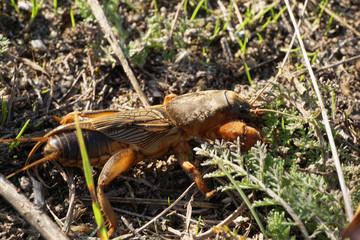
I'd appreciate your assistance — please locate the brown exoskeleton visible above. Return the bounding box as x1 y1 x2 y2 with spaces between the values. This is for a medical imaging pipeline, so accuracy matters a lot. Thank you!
1 90 264 236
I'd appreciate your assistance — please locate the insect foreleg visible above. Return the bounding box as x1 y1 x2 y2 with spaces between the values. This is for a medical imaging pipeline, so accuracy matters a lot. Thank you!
173 141 216 198
216 121 264 151
163 93 178 104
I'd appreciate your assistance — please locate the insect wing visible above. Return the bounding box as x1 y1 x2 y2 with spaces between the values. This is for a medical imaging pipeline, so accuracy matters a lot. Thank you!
88 106 174 148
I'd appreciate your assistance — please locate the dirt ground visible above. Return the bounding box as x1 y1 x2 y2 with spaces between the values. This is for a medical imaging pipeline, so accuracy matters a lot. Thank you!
0 0 360 239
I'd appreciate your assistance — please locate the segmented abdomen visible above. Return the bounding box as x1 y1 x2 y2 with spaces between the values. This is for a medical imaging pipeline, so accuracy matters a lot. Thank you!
44 130 126 167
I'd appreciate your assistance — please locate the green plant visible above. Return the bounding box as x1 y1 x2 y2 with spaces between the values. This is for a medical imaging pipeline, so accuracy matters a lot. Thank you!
53 0 57 15
244 62 252 86
74 113 108 239
29 0 45 24
128 15 185 65
236 33 247 56
0 34 10 55
324 15 333 36
312 0 329 26
75 0 125 37
10 0 22 17
207 16 220 46
195 216 201 235
10 119 30 149
190 0 206 22
194 94 349 239
70 5 76 27
220 0 233 34
75 0 94 21
266 210 296 240
1 99 8 126
124 0 140 14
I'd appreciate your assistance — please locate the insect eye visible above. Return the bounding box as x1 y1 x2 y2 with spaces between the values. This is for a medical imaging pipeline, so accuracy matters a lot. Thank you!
238 103 249 113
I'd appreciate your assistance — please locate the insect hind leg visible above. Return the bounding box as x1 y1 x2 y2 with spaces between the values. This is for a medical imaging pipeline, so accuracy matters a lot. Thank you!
97 148 143 236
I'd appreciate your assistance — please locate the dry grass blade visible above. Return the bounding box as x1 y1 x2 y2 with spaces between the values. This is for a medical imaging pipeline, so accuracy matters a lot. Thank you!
89 197 221 209
135 182 196 234
284 0 354 222
85 0 149 107
291 54 360 77
121 216 142 238
7 53 50 78
194 202 247 240
184 195 194 238
53 163 76 234
251 0 309 105
164 0 185 49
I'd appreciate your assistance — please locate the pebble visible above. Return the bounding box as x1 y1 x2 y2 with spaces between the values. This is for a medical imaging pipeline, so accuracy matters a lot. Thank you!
31 39 47 52
18 1 32 12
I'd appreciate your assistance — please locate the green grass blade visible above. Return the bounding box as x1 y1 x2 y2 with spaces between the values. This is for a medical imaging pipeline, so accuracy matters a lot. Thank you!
221 0 233 33
257 33 263 44
273 6 287 23
254 2 278 22
10 0 23 17
244 62 253 86
183 0 188 13
190 0 205 22
153 0 158 14
70 5 76 27
235 17 249 35
207 16 220 46
312 0 329 26
324 15 333 36
74 112 108 239
124 0 140 14
53 0 58 15
10 119 30 149
195 216 201 235
217 159 269 240
1 99 8 126
29 0 44 24
261 16 272 31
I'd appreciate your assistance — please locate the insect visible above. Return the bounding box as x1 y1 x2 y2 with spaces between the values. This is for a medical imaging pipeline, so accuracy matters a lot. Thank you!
1 90 264 236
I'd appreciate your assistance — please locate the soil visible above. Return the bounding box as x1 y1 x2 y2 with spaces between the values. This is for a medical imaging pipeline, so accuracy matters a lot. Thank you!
0 0 359 239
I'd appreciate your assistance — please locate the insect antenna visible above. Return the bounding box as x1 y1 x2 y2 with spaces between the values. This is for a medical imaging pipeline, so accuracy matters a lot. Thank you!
251 108 321 120
248 75 321 121
0 137 48 143
0 137 48 161
250 77 278 106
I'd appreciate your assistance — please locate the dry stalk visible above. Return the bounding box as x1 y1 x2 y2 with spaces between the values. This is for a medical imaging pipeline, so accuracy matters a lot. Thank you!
284 0 354 222
0 174 69 240
86 0 150 107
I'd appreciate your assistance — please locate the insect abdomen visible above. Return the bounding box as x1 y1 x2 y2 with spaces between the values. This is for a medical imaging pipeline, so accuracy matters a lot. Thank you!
44 131 126 167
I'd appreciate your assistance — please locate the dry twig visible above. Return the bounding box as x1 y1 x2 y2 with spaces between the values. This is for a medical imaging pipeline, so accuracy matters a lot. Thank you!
86 0 150 107
194 202 247 240
0 174 69 240
136 182 196 234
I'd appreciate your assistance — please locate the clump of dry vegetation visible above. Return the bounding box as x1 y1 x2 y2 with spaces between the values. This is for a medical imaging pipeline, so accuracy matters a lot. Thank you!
0 0 359 239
